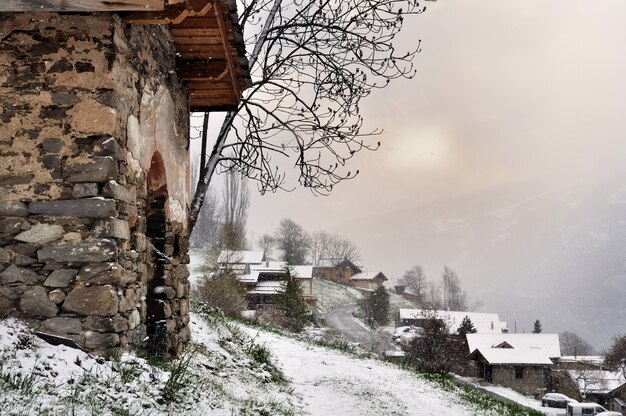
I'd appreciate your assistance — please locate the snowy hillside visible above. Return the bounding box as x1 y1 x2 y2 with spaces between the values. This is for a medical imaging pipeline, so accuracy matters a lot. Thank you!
0 309 543 416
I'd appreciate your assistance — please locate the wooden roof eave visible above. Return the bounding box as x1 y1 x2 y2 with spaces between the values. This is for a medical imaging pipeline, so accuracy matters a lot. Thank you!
123 0 250 112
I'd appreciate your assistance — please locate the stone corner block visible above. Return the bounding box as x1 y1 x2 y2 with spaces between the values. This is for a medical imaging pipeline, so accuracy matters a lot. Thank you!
92 218 130 240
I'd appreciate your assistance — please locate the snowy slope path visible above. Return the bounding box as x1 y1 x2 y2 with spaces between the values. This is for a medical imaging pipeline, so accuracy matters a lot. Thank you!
243 327 505 416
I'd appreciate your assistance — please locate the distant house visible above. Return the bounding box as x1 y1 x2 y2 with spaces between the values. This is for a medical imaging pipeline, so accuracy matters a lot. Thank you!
399 309 509 334
313 258 362 285
466 333 561 395
402 288 417 302
218 251 315 307
556 367 626 408
349 271 388 290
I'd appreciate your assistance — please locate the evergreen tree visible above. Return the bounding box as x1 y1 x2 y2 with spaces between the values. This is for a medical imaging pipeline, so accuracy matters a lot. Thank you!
532 319 542 334
457 315 477 335
359 285 390 327
274 267 310 332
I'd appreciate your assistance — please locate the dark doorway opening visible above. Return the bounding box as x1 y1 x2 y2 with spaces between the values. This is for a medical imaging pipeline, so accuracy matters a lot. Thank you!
145 152 169 355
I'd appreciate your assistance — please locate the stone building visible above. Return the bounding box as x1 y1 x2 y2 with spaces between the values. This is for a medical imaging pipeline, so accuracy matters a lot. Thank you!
0 0 250 357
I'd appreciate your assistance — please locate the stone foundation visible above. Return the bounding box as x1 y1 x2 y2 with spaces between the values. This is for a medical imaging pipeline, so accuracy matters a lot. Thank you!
0 12 191 357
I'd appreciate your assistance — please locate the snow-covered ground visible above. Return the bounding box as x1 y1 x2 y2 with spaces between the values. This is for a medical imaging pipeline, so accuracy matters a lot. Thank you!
1 311 544 415
243 325 536 416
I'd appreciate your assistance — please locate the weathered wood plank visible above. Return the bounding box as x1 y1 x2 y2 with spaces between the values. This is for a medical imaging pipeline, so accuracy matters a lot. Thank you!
175 44 225 56
173 36 223 45
0 0 164 11
170 28 221 37
189 89 236 99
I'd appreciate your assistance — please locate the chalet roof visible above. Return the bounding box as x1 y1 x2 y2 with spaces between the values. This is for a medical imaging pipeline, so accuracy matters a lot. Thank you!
567 369 626 395
218 250 264 264
248 280 284 295
3 0 251 111
350 271 387 281
470 348 554 366
399 309 505 334
315 258 362 272
466 333 561 358
238 263 313 284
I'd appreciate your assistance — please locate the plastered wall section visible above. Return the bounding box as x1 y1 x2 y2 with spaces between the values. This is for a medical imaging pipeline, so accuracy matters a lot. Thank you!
0 13 191 356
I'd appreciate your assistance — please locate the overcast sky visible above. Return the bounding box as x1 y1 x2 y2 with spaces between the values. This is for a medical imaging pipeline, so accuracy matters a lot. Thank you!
195 1 626 347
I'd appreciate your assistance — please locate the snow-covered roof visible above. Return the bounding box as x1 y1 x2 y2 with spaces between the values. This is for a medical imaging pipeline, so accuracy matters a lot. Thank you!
349 271 387 281
560 356 604 365
568 369 626 394
248 281 285 295
472 348 554 365
466 333 561 358
292 265 313 279
316 258 345 267
399 309 505 334
218 250 264 264
239 264 313 284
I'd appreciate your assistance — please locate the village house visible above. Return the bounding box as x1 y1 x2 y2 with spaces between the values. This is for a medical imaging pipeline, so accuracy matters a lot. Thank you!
466 333 561 395
398 309 509 334
218 250 316 307
312 258 361 285
349 270 388 291
553 366 626 411
0 0 250 357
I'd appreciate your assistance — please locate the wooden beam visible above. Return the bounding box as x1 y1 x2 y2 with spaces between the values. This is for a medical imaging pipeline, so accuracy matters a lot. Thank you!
189 89 236 100
0 0 164 11
173 36 223 45
175 44 225 56
213 0 241 99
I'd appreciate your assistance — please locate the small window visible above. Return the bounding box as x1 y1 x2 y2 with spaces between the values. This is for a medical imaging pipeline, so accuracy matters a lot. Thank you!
515 367 524 379
582 409 593 414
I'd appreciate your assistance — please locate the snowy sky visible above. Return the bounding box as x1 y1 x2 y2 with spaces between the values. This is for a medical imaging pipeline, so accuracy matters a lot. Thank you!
193 1 626 349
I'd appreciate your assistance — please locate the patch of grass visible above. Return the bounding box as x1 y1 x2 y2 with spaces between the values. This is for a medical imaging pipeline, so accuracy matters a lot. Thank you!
161 345 201 403
239 397 296 416
0 354 41 395
398 363 544 416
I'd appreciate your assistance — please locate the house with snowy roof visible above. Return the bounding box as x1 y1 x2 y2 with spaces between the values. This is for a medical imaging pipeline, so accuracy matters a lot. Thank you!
349 271 388 291
218 251 315 307
399 309 508 334
466 333 561 395
313 258 362 285
553 365 626 411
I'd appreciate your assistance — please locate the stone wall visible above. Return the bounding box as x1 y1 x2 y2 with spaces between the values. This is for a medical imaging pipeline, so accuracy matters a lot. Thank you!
492 365 549 396
0 12 190 357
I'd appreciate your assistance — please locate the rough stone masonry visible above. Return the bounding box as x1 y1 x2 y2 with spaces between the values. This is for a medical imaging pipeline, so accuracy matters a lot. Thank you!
0 12 191 357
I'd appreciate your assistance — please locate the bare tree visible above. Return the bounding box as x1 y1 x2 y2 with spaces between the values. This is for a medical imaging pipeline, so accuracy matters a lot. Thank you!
603 334 626 370
256 233 275 257
400 265 427 304
441 266 467 311
424 280 441 309
309 230 360 266
559 331 595 356
189 0 434 231
326 234 361 264
219 170 250 250
309 230 332 266
274 218 310 264
189 153 221 248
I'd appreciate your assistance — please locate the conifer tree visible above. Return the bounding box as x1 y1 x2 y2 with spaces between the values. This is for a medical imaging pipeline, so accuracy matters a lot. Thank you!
359 285 390 327
532 319 542 334
457 315 477 335
275 267 310 332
